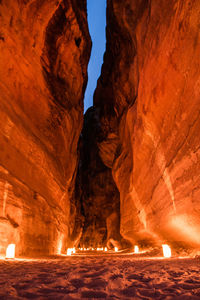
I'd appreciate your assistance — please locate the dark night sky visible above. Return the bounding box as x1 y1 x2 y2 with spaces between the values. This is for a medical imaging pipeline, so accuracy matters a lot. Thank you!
84 0 107 112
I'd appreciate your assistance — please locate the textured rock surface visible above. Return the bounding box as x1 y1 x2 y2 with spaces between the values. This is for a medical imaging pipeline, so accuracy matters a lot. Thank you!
77 107 121 248
0 0 91 255
94 0 200 249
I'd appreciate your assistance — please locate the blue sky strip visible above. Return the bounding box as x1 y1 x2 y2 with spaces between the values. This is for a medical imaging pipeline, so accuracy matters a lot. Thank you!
84 0 107 112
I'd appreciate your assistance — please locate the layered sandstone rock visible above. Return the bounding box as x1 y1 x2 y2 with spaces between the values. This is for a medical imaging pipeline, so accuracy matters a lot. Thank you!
95 0 200 249
77 107 121 248
0 0 91 256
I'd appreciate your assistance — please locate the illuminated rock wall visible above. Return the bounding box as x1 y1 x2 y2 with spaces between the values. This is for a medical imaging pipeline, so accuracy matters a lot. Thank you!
94 0 200 248
0 0 91 256
77 107 121 248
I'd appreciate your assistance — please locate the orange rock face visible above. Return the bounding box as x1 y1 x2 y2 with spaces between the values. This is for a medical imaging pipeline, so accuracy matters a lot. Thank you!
0 0 91 255
1 0 200 255
94 0 200 249
76 107 121 248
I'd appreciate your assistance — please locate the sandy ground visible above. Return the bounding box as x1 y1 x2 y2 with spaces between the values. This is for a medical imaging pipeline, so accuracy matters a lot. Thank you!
0 254 199 299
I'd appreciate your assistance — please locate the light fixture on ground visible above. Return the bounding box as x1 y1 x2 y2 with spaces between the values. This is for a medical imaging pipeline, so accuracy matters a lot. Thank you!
114 247 118 252
134 245 139 253
6 244 15 259
67 248 72 256
162 244 172 258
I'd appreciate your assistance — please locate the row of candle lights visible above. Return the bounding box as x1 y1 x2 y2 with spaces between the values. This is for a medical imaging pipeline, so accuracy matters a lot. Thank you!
66 244 172 258
3 243 172 258
78 247 108 252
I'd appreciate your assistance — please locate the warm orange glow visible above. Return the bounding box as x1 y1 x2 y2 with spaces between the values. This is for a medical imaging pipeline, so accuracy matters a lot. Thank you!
162 244 171 258
57 240 62 255
114 247 118 252
170 214 200 244
6 244 15 259
67 248 72 256
104 247 107 252
97 247 104 251
134 245 139 253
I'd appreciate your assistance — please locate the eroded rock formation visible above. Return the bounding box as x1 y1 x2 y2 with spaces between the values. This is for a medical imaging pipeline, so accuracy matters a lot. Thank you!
0 0 91 255
1 0 200 256
76 107 122 248
94 0 200 249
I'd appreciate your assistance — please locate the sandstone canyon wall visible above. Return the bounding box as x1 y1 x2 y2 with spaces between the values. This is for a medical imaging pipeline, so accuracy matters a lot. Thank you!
94 0 200 249
0 0 91 256
77 107 122 248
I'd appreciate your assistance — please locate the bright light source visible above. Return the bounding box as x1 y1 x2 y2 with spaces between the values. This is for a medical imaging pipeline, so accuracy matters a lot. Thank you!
134 245 139 253
57 240 62 255
104 247 107 252
114 247 118 252
162 244 171 258
67 248 72 256
6 244 15 259
72 248 76 254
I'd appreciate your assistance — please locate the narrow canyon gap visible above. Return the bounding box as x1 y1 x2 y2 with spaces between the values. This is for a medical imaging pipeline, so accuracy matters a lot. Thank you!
0 0 200 258
84 0 106 112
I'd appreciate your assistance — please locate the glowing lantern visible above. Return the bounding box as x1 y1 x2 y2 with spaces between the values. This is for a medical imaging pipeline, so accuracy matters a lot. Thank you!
57 240 62 255
114 247 118 252
67 248 72 256
162 244 171 258
104 247 107 252
6 244 15 259
134 245 139 253
72 248 76 254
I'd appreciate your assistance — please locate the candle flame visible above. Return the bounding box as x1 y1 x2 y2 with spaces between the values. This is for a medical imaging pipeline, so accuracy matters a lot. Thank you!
162 244 171 258
67 248 72 256
6 244 15 259
134 245 139 253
